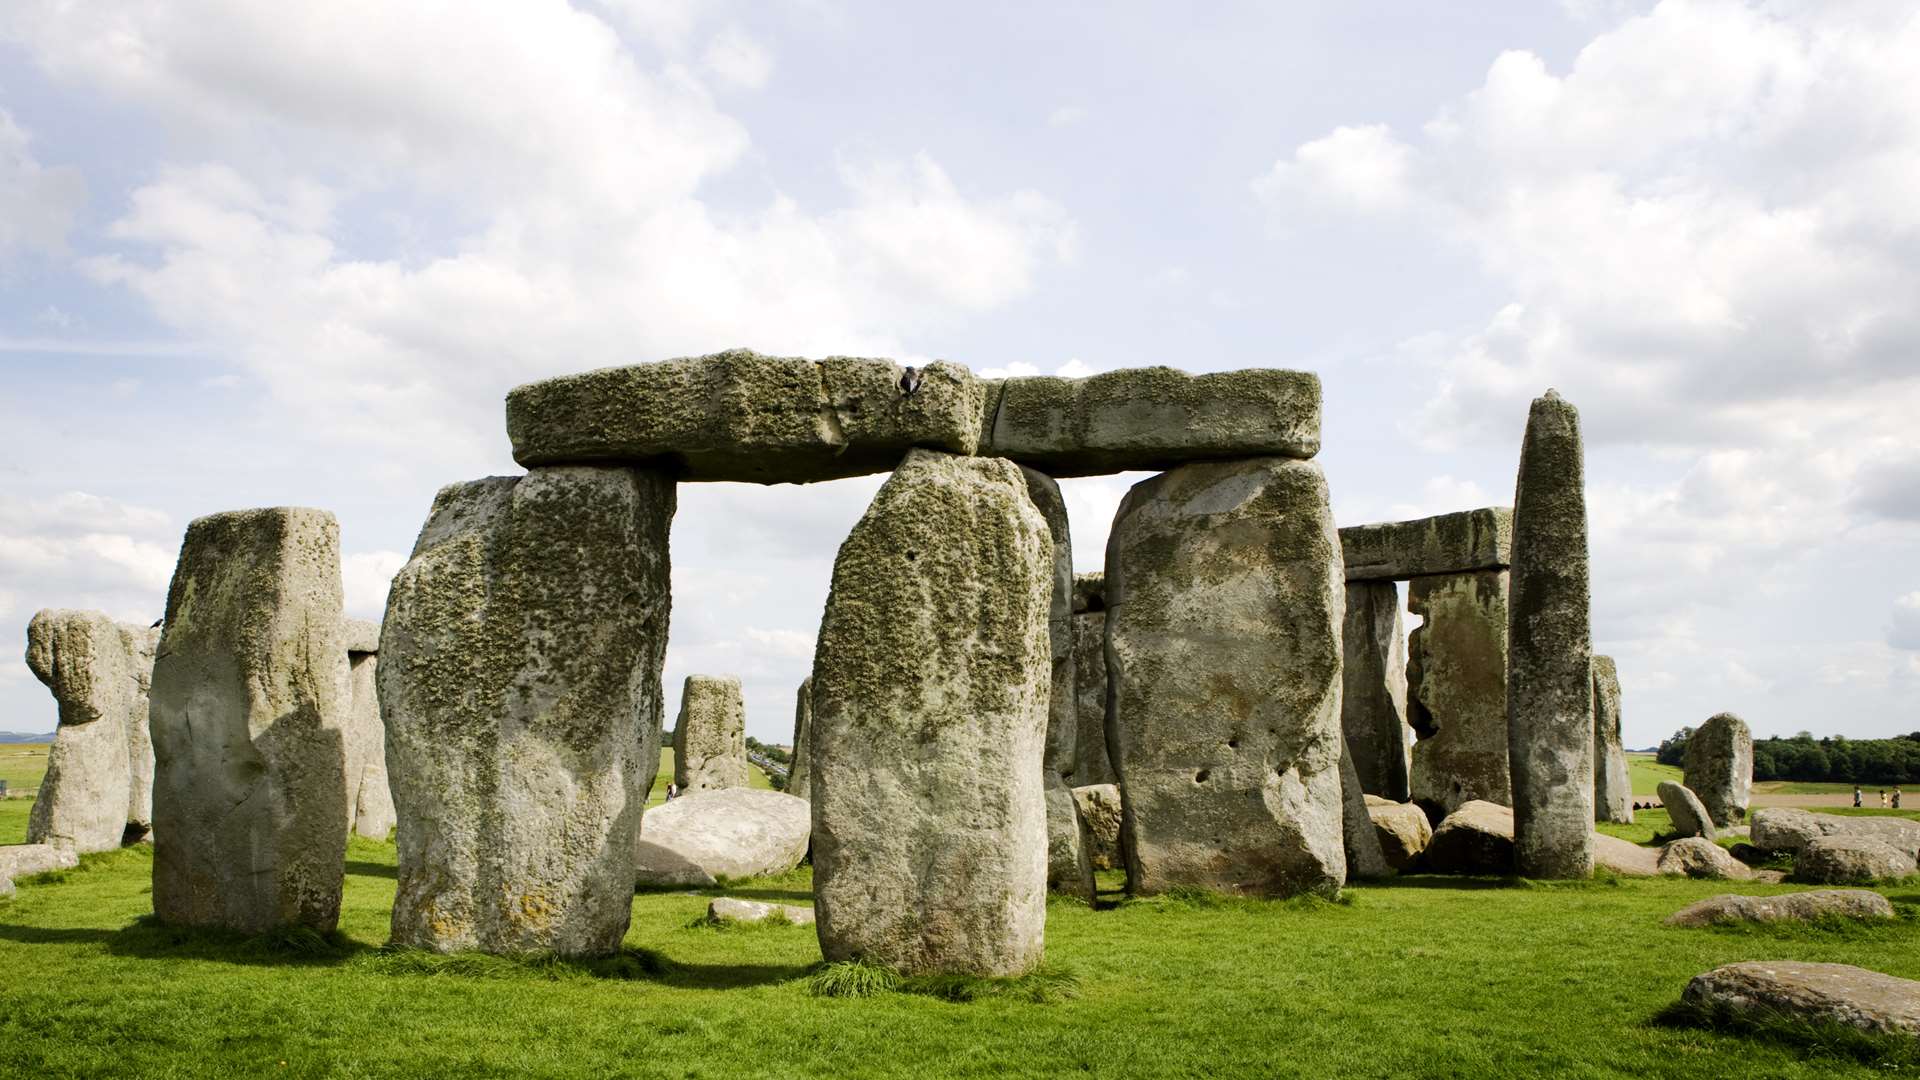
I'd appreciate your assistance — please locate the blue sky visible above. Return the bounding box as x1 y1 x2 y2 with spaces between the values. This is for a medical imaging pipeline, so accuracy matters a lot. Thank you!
2 0 1917 748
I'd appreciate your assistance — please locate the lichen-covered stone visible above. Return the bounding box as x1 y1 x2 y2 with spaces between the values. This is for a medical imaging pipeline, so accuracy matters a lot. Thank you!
507 350 984 483
1068 573 1115 786
150 508 352 933
1507 391 1594 879
673 676 746 794
1365 799 1433 871
1752 807 1920 862
342 620 394 840
1658 781 1717 841
1591 656 1631 824
1657 837 1752 879
1106 457 1346 898
1683 712 1752 827
1071 783 1123 871
810 449 1053 975
1665 890 1896 928
25 610 156 852
1338 508 1512 582
382 469 672 955
1407 571 1510 819
1793 836 1917 885
1424 800 1516 875
1683 962 1920 1039
1021 467 1094 899
634 788 810 887
1342 581 1409 801
787 677 813 801
341 617 381 654
983 367 1321 476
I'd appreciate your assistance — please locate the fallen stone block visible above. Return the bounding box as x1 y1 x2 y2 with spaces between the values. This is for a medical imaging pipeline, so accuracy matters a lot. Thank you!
635 788 811 888
1593 833 1660 877
1657 837 1752 880
1424 800 1516 875
1338 508 1512 582
0 844 80 887
1658 781 1717 841
1752 808 1920 862
1365 798 1432 872
1793 836 1917 885
708 897 815 926
1071 784 1123 872
1682 962 1920 1039
1665 889 1896 928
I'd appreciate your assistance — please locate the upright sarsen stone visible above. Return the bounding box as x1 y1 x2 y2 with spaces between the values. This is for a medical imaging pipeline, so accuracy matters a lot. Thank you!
150 508 352 932
1106 457 1346 898
382 468 672 955
787 678 813 800
1684 712 1753 827
1506 391 1594 879
673 676 746 794
1342 581 1409 801
1591 656 1632 825
1069 574 1115 786
25 610 156 852
1020 466 1095 899
341 621 395 840
811 450 1053 975
1407 571 1511 819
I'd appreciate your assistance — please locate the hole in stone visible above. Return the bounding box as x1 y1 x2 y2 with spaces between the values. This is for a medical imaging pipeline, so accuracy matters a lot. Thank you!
1194 769 1210 783
1227 737 1240 750
905 550 918 562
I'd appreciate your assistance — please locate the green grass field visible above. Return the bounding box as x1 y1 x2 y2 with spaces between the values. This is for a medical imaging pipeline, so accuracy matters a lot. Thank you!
1626 752 1681 796
647 747 774 806
0 742 50 790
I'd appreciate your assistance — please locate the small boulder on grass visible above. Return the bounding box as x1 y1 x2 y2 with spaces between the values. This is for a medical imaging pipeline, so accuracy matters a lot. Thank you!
1658 837 1753 880
1682 962 1920 1039
1793 836 1917 886
707 897 815 926
1657 781 1716 841
1664 889 1895 928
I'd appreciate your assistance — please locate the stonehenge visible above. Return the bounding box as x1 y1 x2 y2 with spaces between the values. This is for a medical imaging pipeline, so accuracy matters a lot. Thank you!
1406 571 1511 819
1340 508 1511 584
1590 656 1630 824
674 676 747 794
25 609 158 852
1683 712 1752 827
635 788 811 888
1021 466 1096 899
1341 581 1409 801
786 678 813 800
341 618 395 841
1068 573 1116 787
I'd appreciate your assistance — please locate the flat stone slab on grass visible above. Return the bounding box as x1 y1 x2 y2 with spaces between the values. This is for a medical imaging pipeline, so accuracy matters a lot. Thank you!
707 897 815 926
1793 835 1917 885
1665 889 1896 928
1338 508 1512 582
634 788 811 888
1423 800 1657 876
1683 961 1920 1039
1752 807 1920 862
1365 798 1432 872
0 844 79 886
1657 837 1752 880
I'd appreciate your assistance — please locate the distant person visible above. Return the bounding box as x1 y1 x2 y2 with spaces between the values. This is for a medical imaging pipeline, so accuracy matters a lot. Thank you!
1895 788 1903 810
665 782 679 801
1880 789 1889 809
1854 786 1863 807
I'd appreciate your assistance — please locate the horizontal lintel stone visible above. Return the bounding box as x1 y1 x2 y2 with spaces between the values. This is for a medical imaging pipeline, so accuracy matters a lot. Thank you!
1338 507 1512 582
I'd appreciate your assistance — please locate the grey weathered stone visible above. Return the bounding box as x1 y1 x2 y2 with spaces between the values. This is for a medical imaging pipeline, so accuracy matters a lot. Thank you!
342 621 394 841
1593 833 1659 877
506 350 985 483
1664 889 1897 928
1342 581 1410 801
1424 800 1516 875
1068 573 1115 786
1752 807 1920 862
708 896 816 926
150 508 352 933
810 449 1053 975
1365 798 1433 871
1683 962 1920 1038
1021 467 1095 900
983 367 1322 476
1506 390 1595 879
1338 508 1512 582
1683 712 1752 827
673 676 746 794
1407 571 1511 819
340 617 381 654
786 677 813 801
1106 457 1346 898
123 624 159 836
1658 781 1717 842
0 843 79 886
634 788 811 887
25 610 156 852
1071 783 1123 872
1793 835 1917 885
1339 740 1393 881
1591 656 1631 824
1657 837 1752 879
382 469 672 955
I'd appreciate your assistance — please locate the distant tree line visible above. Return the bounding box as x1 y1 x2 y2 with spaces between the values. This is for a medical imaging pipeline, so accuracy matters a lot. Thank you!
1656 728 1920 784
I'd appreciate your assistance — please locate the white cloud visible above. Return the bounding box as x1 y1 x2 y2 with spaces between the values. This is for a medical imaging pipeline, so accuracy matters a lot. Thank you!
1891 592 1920 651
1253 123 1414 214
342 550 407 620
703 24 772 89
1047 105 1085 128
978 361 1043 379
0 105 83 260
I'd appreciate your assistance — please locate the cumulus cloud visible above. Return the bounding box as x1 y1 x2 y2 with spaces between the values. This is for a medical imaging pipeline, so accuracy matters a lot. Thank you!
342 550 408 620
1253 124 1414 214
0 105 83 260
703 24 773 89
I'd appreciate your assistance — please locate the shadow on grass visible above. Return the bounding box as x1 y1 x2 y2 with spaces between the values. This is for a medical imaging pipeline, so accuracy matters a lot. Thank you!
0 914 369 967
344 860 397 880
1650 998 1919 1069
360 944 812 990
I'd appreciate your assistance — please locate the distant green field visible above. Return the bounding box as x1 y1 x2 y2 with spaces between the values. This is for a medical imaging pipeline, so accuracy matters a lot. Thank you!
1625 752 1681 796
647 746 774 806
0 743 50 790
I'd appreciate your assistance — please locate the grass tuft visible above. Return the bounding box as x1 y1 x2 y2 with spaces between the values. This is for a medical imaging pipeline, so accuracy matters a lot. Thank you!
685 909 797 932
807 960 902 998
1653 998 1920 1068
359 945 670 982
899 964 1083 1005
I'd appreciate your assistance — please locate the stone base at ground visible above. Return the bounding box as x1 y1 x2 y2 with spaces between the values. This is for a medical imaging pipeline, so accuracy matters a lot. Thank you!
1683 962 1920 1039
708 897 816 926
634 788 811 887
1665 890 1896 928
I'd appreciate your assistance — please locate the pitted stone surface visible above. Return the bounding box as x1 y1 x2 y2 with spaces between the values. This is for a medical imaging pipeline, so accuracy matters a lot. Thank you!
1659 782 1717 841
1665 890 1896 928
635 788 810 887
1021 467 1094 899
1683 962 1920 1038
1684 712 1753 827
25 609 155 852
1591 656 1631 824
786 678 813 801
382 469 672 955
507 350 984 483
983 367 1321 476
1365 799 1433 871
1793 836 1917 885
341 617 381 654
1339 508 1512 582
674 676 747 794
1106 457 1346 898
1752 807 1920 862
1342 581 1409 801
150 507 352 933
1072 784 1123 871
810 449 1053 975
1069 573 1115 786
1507 391 1594 879
1407 571 1511 819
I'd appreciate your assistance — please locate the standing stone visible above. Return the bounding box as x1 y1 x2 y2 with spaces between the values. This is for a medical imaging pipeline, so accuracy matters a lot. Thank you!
150 508 352 932
125 623 159 837
25 610 155 852
1069 573 1116 786
1658 781 1717 841
1106 457 1346 898
341 621 395 841
1339 740 1393 881
811 449 1052 975
1591 656 1631 824
1021 466 1095 899
786 678 813 800
1406 571 1511 820
1506 390 1594 879
1342 581 1410 801
673 676 746 794
1683 712 1753 827
382 469 672 955
1071 783 1124 871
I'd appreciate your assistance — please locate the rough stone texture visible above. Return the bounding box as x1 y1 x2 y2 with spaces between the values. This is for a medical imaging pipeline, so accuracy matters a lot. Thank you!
1338 508 1513 582
340 617 381 654
1339 742 1393 880
1106 457 1346 898
1506 391 1595 879
810 449 1053 975
1594 833 1660 877
1658 837 1753 879
123 624 160 836
984 367 1322 477
1072 784 1123 872
1683 712 1753 828
1068 574 1115 786
1753 808 1920 862
150 508 352 933
1365 798 1433 871
24 610 156 852
1658 782 1717 841
1793 836 1917 885
0 843 79 885
382 469 672 955
708 897 815 926
786 677 813 801
1407 571 1511 819
1683 962 1920 1039
1022 467 1095 899
507 350 985 483
634 788 811 887
1665 890 1897 928
1342 581 1410 801
342 620 394 840
1591 656 1632 824
673 676 746 794
1424 800 1516 875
